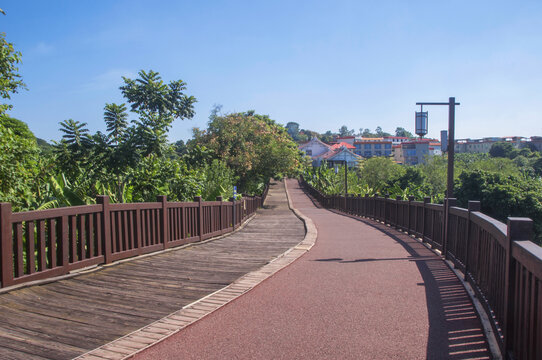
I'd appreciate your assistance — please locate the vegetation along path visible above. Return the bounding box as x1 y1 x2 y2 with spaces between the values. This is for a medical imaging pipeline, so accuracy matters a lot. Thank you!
0 180 305 360
135 179 491 359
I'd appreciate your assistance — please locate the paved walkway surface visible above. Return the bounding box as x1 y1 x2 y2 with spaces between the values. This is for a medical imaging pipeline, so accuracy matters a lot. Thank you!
0 181 304 360
135 179 491 360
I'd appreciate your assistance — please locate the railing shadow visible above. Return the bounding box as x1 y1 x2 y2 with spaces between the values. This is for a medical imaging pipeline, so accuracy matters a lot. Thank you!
312 208 491 359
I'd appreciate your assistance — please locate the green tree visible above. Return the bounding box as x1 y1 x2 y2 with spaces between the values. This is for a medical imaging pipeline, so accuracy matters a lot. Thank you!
53 119 93 179
375 126 391 137
357 157 404 191
104 103 129 145
489 142 517 159
395 127 414 138
456 170 542 244
285 122 300 141
193 111 302 193
418 155 448 199
361 128 378 138
320 130 334 143
120 70 196 156
0 32 27 115
339 125 355 137
0 121 40 210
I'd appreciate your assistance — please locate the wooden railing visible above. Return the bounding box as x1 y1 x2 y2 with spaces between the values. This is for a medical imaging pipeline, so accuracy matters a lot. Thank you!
0 190 268 290
300 177 540 360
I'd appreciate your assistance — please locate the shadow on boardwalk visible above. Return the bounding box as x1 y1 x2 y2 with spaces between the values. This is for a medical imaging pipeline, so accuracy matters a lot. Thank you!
305 192 490 359
0 180 305 360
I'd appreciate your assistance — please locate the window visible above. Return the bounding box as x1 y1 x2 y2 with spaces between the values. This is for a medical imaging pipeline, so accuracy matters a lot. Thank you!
375 151 382 156
305 149 312 156
364 144 371 149
385 150 391 156
364 151 372 157
384 143 391 149
374 144 381 149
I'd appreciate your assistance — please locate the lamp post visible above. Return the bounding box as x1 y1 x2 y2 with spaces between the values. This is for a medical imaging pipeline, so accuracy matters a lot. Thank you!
334 160 348 197
415 97 459 198
415 97 460 258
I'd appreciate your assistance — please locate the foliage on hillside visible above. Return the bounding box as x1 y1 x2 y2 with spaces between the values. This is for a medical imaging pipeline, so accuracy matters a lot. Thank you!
304 151 542 244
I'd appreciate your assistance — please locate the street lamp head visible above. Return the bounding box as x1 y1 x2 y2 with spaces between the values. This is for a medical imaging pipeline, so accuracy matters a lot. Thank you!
415 110 428 138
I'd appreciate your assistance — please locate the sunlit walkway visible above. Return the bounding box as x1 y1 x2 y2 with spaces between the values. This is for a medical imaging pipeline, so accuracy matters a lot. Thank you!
135 179 490 359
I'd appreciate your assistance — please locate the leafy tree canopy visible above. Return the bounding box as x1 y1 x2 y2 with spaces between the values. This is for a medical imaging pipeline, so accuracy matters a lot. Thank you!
0 32 27 115
193 111 303 193
0 116 35 140
489 141 517 159
395 127 414 138
339 125 355 137
357 156 404 191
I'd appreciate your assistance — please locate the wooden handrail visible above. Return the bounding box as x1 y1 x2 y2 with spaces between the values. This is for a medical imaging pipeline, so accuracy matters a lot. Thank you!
0 190 266 289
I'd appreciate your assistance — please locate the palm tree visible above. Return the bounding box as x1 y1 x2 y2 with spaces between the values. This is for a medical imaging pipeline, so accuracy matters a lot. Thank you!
104 103 128 146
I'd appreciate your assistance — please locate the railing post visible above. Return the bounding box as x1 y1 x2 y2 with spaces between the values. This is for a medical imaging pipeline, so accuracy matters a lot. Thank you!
96 196 112 264
217 196 223 234
0 203 13 288
230 197 236 231
422 197 430 243
384 194 389 225
194 196 203 241
464 200 480 281
395 196 401 229
158 195 169 249
373 194 378 220
503 217 533 358
60 215 69 270
407 196 414 235
444 198 457 260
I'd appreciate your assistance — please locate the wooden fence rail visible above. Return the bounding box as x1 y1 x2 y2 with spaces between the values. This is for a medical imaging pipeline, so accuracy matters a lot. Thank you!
300 177 540 360
0 189 267 290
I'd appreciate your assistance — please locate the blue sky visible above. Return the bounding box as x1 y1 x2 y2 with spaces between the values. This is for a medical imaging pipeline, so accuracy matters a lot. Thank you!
2 0 541 142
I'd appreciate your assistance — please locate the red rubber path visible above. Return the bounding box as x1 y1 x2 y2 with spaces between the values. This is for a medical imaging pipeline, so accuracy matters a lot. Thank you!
134 179 490 359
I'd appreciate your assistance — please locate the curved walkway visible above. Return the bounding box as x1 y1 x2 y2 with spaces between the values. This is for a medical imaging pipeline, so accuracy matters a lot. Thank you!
135 179 491 359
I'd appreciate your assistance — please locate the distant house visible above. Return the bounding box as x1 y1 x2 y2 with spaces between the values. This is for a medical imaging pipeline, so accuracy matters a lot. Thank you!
335 136 356 145
383 136 410 145
454 136 530 154
329 142 356 151
314 146 362 168
400 139 433 165
299 137 332 159
353 138 393 158
528 136 542 152
299 138 361 167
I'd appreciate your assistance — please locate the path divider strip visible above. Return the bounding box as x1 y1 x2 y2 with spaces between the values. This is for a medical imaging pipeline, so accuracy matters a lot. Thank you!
75 179 317 360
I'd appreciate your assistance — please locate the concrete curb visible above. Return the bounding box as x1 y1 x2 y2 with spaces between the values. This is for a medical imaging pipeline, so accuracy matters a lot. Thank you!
75 180 317 360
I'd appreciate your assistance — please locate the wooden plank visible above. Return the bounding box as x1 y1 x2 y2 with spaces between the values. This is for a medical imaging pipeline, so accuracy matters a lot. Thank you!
25 221 35 275
14 223 23 278
70 215 77 262
37 220 46 271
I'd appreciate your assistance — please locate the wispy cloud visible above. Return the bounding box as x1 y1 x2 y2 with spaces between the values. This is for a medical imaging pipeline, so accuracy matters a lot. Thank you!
80 68 137 92
34 42 54 55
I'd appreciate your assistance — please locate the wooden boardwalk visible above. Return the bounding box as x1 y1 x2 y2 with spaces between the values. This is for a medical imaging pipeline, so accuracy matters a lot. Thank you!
0 180 305 360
